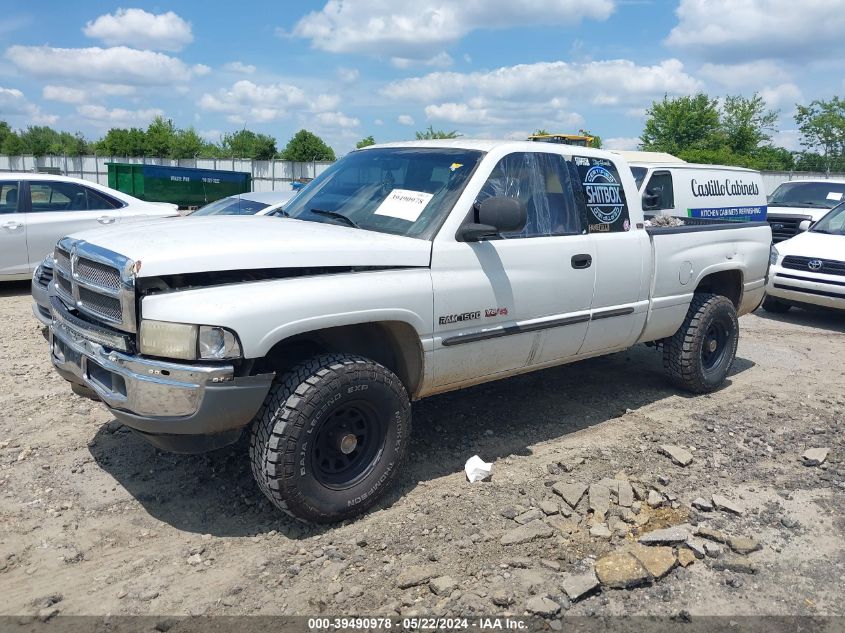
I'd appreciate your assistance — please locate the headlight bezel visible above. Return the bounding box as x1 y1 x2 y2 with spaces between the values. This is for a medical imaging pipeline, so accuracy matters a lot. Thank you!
139 319 242 361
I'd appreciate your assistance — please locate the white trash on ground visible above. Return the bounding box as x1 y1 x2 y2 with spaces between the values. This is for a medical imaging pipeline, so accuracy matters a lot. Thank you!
464 455 493 483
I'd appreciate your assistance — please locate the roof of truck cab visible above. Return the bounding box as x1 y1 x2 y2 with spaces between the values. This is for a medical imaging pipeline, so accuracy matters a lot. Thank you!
362 139 618 157
611 151 685 164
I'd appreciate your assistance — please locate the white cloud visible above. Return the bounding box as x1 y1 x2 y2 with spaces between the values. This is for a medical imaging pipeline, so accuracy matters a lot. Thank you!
699 61 790 89
43 85 85 104
198 80 340 124
6 45 207 85
398 114 415 125
391 52 453 69
77 104 163 126
223 61 256 74
316 111 360 128
383 59 701 106
96 83 136 96
292 0 614 58
771 129 801 152
760 83 802 109
0 86 58 124
425 102 504 125
199 129 223 143
604 136 641 150
337 67 359 82
666 0 845 62
374 118 384 125
83 8 193 52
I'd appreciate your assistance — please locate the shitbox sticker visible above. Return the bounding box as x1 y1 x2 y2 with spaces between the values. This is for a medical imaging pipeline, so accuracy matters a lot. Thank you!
573 156 630 233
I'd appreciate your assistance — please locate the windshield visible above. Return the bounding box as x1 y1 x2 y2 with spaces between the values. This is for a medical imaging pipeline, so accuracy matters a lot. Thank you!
282 147 483 239
768 181 845 209
190 196 270 216
630 167 648 189
811 202 845 235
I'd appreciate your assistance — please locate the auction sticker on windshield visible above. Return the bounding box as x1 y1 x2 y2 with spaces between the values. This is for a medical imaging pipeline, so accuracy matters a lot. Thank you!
374 189 434 222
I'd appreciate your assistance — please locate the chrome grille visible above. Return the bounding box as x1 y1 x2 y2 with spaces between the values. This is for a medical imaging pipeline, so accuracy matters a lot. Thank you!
78 286 123 322
54 248 71 274
76 258 121 290
56 273 72 296
52 238 137 333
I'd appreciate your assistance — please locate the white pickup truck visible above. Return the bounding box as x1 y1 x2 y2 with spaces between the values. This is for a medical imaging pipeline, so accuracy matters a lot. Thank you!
45 140 771 522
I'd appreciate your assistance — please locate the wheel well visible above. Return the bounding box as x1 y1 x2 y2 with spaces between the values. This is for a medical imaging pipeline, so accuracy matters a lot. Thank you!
256 322 424 398
695 270 742 308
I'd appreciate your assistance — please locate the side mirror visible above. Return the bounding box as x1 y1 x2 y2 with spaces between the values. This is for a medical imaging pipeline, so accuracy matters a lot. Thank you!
798 220 812 232
457 196 527 242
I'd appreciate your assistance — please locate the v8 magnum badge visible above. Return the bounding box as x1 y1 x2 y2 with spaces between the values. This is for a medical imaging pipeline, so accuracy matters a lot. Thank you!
583 164 624 224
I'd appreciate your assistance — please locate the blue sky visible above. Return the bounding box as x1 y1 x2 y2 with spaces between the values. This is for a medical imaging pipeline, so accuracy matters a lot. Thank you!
1 1 842 155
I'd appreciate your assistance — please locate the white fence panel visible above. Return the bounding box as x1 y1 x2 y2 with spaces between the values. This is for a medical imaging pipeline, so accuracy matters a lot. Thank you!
0 155 334 194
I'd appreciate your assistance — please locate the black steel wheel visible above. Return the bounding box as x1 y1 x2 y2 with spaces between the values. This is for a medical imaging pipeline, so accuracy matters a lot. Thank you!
250 353 411 523
663 293 739 393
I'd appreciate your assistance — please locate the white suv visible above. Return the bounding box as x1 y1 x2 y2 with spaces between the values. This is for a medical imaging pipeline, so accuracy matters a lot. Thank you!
1 173 178 280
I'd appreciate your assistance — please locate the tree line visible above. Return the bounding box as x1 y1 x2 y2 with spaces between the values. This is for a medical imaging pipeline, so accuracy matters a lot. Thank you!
2 95 843 171
640 94 845 172
0 116 337 162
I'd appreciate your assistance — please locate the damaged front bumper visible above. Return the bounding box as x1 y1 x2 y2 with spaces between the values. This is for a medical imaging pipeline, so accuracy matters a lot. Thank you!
48 298 272 453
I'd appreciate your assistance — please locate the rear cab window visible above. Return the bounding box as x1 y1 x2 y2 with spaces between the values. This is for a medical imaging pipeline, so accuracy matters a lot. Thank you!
571 156 631 234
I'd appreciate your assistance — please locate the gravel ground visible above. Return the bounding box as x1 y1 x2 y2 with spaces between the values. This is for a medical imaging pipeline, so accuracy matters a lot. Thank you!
1 280 844 621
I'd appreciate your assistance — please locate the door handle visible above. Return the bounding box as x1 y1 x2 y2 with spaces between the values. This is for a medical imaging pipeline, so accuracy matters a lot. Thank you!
2 221 22 230
97 216 116 224
571 254 592 269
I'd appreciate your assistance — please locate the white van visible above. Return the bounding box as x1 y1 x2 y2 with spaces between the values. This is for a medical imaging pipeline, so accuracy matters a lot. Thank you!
613 152 767 223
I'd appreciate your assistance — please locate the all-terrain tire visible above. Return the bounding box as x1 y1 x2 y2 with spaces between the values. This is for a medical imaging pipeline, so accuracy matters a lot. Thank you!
663 293 739 394
761 296 791 313
249 353 411 523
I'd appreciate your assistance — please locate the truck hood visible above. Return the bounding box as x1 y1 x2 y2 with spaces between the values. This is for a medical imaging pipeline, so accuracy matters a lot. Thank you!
776 230 845 260
766 204 832 222
68 216 432 277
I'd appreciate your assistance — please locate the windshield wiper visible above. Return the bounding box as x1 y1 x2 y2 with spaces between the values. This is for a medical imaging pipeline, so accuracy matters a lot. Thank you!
812 228 831 234
309 208 360 228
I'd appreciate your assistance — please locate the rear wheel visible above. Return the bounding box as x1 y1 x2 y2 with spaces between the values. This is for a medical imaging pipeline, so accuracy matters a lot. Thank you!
663 293 739 394
762 296 791 313
249 353 411 523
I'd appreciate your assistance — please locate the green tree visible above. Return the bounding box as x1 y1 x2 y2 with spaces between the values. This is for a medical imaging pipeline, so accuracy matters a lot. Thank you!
415 125 461 140
579 128 602 148
721 94 779 155
356 135 376 149
532 128 550 136
794 97 845 169
641 93 721 155
170 127 205 159
220 129 278 160
1 129 23 155
279 129 335 161
95 127 147 156
144 116 177 157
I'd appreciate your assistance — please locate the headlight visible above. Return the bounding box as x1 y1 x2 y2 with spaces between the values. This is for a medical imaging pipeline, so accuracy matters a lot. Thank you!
139 320 241 360
198 326 241 360
769 245 779 266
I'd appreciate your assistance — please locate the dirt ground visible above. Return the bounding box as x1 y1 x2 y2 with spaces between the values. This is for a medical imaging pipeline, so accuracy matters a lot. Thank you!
1 280 844 622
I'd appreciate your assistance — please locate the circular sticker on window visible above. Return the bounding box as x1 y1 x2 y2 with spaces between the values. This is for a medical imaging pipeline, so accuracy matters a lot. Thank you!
583 165 624 224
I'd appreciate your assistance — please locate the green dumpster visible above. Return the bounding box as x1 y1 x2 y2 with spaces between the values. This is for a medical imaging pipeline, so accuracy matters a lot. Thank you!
107 163 251 208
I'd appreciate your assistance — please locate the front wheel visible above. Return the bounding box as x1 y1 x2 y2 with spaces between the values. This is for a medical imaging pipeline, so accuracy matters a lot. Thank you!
249 353 411 523
663 293 739 394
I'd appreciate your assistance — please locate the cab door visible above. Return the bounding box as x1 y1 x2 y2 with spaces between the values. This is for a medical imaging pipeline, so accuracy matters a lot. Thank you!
430 151 596 388
0 179 29 278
